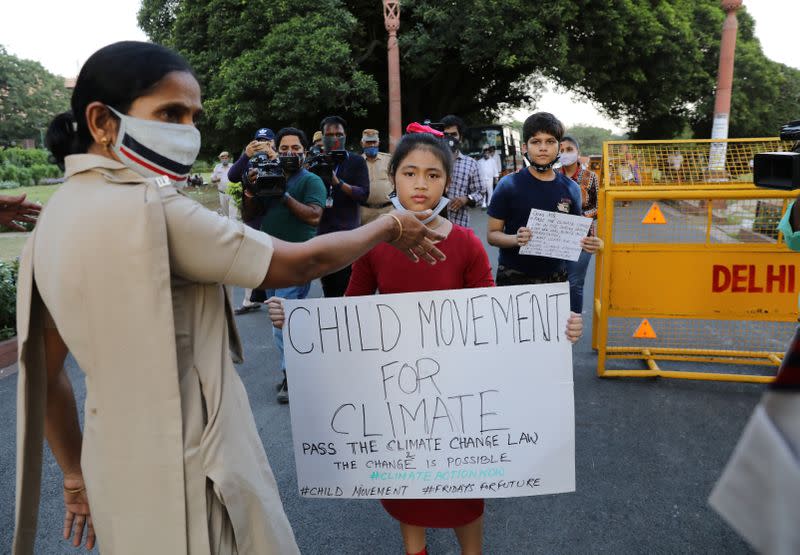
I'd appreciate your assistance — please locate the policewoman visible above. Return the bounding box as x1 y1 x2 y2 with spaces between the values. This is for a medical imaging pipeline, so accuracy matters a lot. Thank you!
14 42 445 555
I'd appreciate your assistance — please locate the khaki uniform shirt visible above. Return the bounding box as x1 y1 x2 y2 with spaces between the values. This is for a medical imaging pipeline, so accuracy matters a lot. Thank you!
14 155 299 554
360 152 393 225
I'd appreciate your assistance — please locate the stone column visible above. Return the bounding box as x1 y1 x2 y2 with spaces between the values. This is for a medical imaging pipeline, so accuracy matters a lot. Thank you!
383 0 402 152
709 0 743 172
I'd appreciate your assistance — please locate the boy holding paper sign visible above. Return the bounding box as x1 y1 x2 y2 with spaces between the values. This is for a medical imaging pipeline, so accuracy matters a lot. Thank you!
487 112 602 313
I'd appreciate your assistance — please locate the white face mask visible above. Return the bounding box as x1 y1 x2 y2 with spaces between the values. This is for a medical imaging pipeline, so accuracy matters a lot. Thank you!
107 106 201 185
559 150 579 167
390 194 450 224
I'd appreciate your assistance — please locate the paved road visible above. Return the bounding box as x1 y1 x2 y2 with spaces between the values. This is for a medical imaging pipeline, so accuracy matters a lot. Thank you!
0 208 759 554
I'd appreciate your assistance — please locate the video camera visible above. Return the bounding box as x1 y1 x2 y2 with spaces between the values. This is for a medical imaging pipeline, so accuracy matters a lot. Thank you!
244 152 286 198
754 120 800 189
304 146 347 188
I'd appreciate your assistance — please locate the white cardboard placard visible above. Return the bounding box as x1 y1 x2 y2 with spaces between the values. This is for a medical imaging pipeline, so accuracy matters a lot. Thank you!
283 283 576 499
518 208 592 261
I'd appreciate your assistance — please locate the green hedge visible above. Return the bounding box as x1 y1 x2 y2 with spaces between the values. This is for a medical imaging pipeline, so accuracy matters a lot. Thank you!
0 147 61 187
0 147 50 167
0 259 19 340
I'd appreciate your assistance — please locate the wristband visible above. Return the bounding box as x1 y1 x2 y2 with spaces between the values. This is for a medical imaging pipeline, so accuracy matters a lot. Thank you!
282 191 291 203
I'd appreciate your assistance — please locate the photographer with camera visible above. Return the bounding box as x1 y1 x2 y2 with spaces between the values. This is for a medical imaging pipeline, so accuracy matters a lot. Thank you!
227 127 278 313
315 115 370 297
227 127 277 185
240 127 327 403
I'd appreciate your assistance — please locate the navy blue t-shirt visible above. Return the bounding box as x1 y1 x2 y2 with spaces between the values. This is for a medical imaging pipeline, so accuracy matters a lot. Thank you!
487 168 582 278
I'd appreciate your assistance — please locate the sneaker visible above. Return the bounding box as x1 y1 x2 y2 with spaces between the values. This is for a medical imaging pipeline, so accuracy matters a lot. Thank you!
275 370 286 391
276 377 289 404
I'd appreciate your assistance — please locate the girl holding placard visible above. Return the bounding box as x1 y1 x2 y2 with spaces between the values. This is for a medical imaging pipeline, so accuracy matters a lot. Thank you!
270 129 584 555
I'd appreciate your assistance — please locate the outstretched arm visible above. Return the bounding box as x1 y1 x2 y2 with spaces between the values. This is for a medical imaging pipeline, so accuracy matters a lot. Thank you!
260 212 445 289
0 194 40 231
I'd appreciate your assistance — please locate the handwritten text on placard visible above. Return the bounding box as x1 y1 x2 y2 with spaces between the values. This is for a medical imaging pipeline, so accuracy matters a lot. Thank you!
283 284 576 499
519 208 592 261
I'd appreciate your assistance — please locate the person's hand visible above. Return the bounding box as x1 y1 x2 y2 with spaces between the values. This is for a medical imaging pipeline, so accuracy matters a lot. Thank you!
263 141 277 160
448 196 468 211
0 193 41 231
516 227 532 246
245 140 262 158
266 297 286 329
62 474 95 550
384 211 447 264
246 168 259 185
581 236 603 254
565 312 583 344
211 175 221 184
330 173 340 187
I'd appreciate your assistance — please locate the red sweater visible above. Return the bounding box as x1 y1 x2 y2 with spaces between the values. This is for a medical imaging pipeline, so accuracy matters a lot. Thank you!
346 224 494 528
346 224 494 296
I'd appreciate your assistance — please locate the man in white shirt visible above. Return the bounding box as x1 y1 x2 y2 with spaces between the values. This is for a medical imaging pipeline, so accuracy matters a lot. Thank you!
477 145 499 208
211 151 232 217
489 145 503 175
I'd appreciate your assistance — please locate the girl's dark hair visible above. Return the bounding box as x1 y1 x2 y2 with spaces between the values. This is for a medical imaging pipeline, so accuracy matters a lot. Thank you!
388 133 453 183
522 112 565 144
45 41 194 169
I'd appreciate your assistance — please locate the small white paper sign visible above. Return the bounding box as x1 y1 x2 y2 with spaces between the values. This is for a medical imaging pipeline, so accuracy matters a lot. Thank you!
283 283 575 500
519 208 592 261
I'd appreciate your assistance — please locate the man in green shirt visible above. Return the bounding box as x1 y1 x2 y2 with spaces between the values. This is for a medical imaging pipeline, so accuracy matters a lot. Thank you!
242 127 327 402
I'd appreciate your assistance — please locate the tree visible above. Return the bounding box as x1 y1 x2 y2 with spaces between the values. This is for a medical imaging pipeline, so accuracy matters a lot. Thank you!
0 46 70 146
690 13 800 138
138 0 793 149
563 124 627 156
139 0 378 155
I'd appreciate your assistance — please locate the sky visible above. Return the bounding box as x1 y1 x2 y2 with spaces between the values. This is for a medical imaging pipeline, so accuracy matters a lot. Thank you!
1 0 797 135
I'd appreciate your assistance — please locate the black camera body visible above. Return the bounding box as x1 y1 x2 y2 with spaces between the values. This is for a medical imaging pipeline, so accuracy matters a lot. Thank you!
245 152 286 197
304 147 347 189
754 120 800 190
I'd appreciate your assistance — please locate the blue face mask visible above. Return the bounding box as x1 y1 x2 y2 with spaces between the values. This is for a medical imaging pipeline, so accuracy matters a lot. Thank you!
363 146 379 158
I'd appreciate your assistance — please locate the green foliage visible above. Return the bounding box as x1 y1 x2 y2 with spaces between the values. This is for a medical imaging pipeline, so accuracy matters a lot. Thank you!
227 181 243 209
29 163 61 184
0 164 33 186
139 0 379 155
691 37 800 137
0 258 19 340
0 148 61 186
564 124 627 156
0 46 70 145
138 0 798 143
0 147 51 166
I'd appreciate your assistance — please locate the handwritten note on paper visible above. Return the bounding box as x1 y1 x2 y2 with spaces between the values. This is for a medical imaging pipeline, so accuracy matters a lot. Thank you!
518 209 593 261
284 283 576 500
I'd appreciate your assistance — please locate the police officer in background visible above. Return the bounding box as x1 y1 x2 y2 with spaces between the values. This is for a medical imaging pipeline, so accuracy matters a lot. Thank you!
360 129 393 225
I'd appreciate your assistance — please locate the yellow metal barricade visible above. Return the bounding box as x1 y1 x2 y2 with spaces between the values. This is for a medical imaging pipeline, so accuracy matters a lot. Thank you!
592 138 798 383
